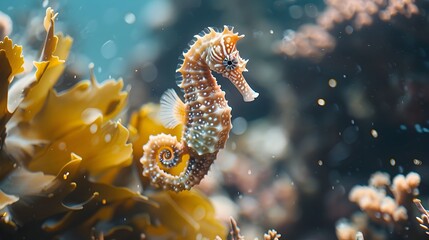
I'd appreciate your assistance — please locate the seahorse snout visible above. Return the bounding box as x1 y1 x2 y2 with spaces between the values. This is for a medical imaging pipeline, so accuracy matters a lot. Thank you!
244 90 259 102
223 70 259 102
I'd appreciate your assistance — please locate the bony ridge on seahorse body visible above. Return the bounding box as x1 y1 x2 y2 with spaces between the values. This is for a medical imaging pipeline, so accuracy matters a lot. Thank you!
140 26 259 192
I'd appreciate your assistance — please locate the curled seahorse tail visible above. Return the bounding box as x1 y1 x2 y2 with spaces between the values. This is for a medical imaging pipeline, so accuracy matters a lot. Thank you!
141 133 215 192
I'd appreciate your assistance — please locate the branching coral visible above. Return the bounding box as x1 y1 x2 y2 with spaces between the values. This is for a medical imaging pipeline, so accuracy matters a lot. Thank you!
277 0 419 60
215 218 281 240
336 213 383 240
349 172 420 224
413 198 429 235
336 171 421 240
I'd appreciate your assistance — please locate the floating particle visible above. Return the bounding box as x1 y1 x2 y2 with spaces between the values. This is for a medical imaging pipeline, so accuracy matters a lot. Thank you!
142 0 175 28
230 141 237 150
288 5 303 19
304 4 318 18
413 159 422 165
232 117 248 135
370 129 378 138
124 13 136 24
400 124 407 130
317 98 326 106
345 25 354 34
269 29 274 34
247 169 252 175
101 40 117 59
140 62 158 83
415 124 423 133
63 172 69 180
42 0 49 8
58 142 66 150
193 206 206 220
390 158 396 166
104 134 111 143
355 65 362 73
252 31 263 38
109 57 126 76
318 160 323 166
328 78 337 88
90 123 98 134
342 126 359 144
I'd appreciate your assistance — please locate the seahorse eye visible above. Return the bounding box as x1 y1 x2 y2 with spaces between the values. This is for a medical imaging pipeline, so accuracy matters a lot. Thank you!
223 56 237 71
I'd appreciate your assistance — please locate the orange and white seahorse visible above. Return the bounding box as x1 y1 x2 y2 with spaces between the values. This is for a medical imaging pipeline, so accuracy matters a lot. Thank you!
140 26 258 192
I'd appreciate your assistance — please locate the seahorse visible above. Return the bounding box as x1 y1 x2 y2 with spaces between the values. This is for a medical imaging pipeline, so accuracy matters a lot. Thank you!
140 26 258 192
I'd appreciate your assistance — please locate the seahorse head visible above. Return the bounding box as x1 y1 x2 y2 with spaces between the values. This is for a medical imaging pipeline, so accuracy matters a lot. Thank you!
207 26 259 102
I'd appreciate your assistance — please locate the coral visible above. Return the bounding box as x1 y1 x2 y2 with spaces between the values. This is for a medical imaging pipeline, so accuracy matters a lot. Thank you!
414 198 429 235
215 218 281 240
336 172 421 240
336 213 384 240
277 0 419 60
348 172 420 224
279 25 336 61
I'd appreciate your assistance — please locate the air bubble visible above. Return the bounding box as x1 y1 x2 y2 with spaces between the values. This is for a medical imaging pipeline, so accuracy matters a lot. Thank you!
58 142 67 150
232 117 247 135
124 13 136 24
104 134 112 143
101 40 117 59
90 124 98 134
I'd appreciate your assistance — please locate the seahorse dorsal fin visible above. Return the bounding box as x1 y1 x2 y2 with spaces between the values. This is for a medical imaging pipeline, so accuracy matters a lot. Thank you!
159 89 186 128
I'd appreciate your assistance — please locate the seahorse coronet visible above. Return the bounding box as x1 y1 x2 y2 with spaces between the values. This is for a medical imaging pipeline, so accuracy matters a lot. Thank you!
140 26 258 192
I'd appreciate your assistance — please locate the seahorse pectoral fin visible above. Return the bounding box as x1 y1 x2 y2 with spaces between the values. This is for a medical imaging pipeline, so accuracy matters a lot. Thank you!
159 89 186 128
223 70 259 102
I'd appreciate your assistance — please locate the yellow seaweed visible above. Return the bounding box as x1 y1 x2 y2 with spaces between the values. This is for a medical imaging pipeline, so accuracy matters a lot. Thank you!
28 116 132 177
17 8 72 121
146 190 227 239
128 103 182 160
128 104 226 238
0 7 227 240
0 37 24 80
0 36 24 138
14 72 130 176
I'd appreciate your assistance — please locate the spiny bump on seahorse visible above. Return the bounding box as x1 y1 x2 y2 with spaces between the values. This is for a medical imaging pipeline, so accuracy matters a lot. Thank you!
140 25 258 192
